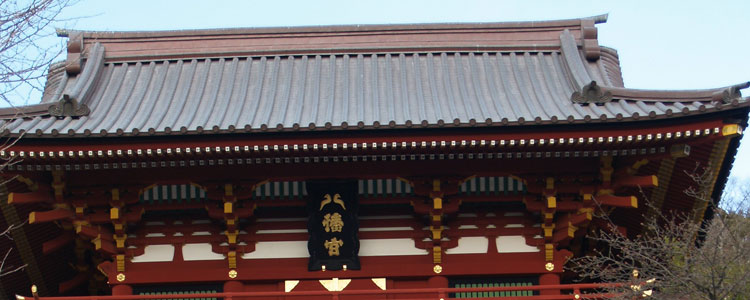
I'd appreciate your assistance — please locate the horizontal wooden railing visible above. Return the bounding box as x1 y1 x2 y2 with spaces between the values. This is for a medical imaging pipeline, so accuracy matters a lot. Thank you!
17 283 619 300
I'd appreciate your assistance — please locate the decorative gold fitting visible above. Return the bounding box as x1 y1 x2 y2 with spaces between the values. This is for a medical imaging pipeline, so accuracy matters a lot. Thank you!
116 273 126 282
722 124 741 136
228 269 238 278
574 294 581 299
628 159 649 175
433 265 443 274
226 231 238 244
114 235 126 248
433 197 443 209
541 224 555 237
342 264 347 271
29 285 39 300
431 227 442 240
432 246 442 264
110 207 120 220
545 244 554 261
225 184 234 196
581 193 593 202
116 255 125 272
545 262 555 271
546 196 556 209
227 251 237 269
321 265 326 272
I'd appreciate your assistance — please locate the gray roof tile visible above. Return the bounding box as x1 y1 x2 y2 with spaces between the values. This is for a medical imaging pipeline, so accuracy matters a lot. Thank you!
2 23 748 138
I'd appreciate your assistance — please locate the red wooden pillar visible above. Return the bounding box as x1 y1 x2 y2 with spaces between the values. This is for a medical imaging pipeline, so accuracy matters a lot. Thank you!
539 273 560 295
224 281 244 300
428 276 448 299
111 284 132 295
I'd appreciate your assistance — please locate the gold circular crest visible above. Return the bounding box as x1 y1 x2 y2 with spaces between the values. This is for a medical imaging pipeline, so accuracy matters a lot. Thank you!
574 294 581 299
228 269 238 278
433 265 443 274
116 273 126 282
545 262 554 271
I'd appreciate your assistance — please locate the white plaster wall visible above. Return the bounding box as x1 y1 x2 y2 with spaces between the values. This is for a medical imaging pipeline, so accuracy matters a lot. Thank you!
359 238 428 256
496 236 539 253
182 243 225 261
242 241 309 259
131 245 175 263
445 237 488 254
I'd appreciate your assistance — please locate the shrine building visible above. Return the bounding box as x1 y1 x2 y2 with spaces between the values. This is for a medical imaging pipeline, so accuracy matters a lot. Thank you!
0 15 748 299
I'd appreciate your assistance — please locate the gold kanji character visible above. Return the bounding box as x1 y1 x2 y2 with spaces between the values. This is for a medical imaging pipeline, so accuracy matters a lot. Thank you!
322 212 344 232
324 237 344 256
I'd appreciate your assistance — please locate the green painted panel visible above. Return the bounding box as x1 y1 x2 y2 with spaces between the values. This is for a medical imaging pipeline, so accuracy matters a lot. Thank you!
451 280 534 298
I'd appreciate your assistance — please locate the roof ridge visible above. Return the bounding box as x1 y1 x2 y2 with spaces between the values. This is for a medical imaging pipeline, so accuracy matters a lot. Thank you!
57 15 609 38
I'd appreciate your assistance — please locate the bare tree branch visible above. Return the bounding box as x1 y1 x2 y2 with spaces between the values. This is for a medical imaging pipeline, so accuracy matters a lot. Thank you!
1 0 74 106
0 0 76 281
567 166 750 300
0 220 27 277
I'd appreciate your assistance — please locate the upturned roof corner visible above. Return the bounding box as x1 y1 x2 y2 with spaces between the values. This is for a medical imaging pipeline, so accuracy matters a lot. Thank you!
712 82 750 104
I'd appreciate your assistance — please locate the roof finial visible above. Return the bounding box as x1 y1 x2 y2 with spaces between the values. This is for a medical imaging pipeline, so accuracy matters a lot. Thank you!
571 81 612 105
48 94 90 118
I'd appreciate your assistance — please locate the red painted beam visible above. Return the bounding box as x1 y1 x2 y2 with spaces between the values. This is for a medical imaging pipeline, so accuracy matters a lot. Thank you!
93 238 117 255
27 283 620 300
110 250 571 284
613 175 658 189
77 224 113 241
552 225 575 244
28 209 73 224
42 232 75 255
7 190 52 204
598 195 638 208
555 212 591 228
524 200 583 212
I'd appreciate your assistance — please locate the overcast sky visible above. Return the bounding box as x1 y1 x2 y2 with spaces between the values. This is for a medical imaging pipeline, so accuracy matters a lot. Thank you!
23 0 750 180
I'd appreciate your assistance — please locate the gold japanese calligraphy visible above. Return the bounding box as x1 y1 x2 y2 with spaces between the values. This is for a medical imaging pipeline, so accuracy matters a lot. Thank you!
324 237 344 256
322 212 344 232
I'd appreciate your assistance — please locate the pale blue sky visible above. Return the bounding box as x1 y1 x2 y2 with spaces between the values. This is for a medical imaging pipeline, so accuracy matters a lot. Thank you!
22 0 750 180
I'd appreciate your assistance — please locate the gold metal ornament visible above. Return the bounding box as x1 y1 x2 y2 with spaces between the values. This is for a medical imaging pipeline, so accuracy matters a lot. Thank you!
116 273 126 282
228 269 238 278
433 265 443 274
545 262 555 271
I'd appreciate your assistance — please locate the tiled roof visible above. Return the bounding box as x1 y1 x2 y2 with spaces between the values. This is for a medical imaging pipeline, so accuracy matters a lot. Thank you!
2 17 748 138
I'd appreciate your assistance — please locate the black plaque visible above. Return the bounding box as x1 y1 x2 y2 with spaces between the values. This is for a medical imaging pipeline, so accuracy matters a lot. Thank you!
306 179 360 271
